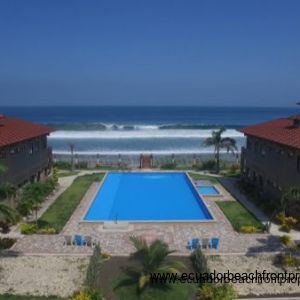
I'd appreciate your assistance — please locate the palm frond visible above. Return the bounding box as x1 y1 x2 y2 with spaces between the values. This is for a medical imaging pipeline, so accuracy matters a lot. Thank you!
0 204 18 222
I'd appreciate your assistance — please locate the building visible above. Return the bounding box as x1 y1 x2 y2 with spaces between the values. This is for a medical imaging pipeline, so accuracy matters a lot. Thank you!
0 115 54 186
240 114 300 201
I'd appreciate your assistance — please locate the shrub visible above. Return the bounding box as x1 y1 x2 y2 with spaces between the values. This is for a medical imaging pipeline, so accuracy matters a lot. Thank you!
201 160 217 171
276 212 297 233
279 216 298 233
284 216 298 231
280 235 294 247
191 248 209 286
38 227 56 234
20 223 38 234
280 254 300 267
72 291 92 300
239 225 258 233
276 211 286 224
85 245 103 289
0 238 16 250
160 161 177 170
54 161 72 170
197 283 237 300
72 288 103 300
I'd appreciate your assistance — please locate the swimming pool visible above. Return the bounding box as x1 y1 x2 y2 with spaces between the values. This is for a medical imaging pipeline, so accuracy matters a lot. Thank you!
197 186 220 196
84 172 213 222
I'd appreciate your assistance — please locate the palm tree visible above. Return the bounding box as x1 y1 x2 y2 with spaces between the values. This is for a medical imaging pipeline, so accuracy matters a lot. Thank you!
0 183 17 208
204 128 237 173
0 204 17 221
69 143 75 171
114 237 184 294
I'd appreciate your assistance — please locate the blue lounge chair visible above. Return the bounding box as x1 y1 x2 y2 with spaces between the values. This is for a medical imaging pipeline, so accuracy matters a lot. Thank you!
209 237 220 250
187 238 200 250
73 234 84 246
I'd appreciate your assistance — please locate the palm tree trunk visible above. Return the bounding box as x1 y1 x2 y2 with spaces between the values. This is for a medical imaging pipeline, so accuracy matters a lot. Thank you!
216 147 220 174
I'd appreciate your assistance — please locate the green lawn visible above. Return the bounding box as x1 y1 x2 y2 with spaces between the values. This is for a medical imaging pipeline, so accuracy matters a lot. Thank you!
116 283 197 300
38 173 104 232
57 171 79 177
0 296 64 300
216 201 263 231
188 172 219 183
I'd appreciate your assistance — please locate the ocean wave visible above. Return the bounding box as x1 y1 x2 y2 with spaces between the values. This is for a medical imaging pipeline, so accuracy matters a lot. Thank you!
49 129 245 139
53 148 240 155
47 122 243 131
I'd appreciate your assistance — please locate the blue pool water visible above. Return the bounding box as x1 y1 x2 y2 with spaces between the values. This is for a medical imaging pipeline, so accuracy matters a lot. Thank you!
197 186 220 196
84 172 213 221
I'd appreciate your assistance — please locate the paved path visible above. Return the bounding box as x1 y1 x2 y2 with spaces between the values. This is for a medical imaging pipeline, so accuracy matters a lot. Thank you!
10 182 284 256
5 170 293 256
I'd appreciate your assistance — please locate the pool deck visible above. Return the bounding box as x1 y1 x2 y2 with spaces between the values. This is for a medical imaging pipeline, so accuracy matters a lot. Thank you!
10 180 284 257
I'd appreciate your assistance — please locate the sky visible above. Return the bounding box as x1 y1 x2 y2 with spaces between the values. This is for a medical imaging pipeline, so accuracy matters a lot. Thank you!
0 0 299 107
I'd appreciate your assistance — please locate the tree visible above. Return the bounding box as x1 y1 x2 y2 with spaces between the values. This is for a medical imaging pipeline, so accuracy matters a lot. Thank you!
0 203 18 233
114 236 185 294
69 143 75 171
0 183 17 208
204 128 237 173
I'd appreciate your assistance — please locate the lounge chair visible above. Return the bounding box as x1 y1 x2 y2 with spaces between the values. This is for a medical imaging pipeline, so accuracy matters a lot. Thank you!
187 238 200 250
201 238 210 249
83 236 96 247
209 237 220 250
73 234 84 246
63 235 73 246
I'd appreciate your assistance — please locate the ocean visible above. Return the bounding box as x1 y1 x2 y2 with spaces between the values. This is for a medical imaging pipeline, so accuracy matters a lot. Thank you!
0 106 297 156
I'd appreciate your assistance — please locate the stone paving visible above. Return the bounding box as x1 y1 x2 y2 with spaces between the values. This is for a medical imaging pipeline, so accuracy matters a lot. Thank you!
10 178 284 257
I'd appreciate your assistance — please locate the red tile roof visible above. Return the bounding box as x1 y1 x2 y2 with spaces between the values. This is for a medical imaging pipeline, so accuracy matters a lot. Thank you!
0 115 54 147
240 115 300 150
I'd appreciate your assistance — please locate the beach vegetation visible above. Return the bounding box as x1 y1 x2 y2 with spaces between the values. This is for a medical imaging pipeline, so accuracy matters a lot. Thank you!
0 183 17 207
277 253 300 268
17 178 57 222
160 160 177 170
0 237 16 250
204 128 238 174
85 245 104 290
279 235 294 247
190 248 209 287
114 236 185 294
276 211 297 232
72 288 103 300
20 223 38 234
54 161 72 170
196 283 237 300
38 173 104 232
216 201 263 231
239 225 258 233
